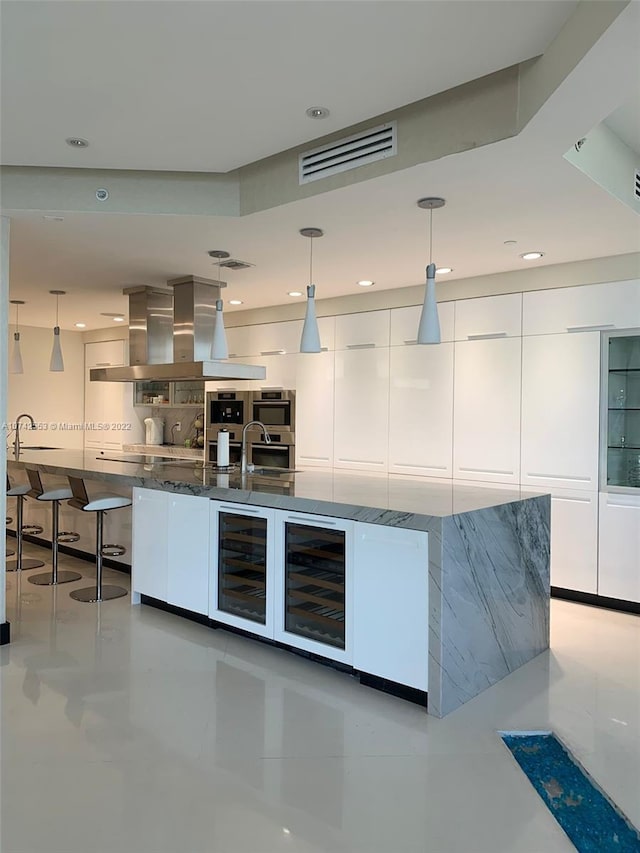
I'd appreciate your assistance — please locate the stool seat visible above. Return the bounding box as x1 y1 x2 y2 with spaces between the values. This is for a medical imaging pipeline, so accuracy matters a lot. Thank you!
7 484 31 497
38 488 74 502
82 495 132 513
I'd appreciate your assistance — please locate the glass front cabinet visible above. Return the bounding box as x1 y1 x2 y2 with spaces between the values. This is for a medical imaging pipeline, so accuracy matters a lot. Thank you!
603 331 640 491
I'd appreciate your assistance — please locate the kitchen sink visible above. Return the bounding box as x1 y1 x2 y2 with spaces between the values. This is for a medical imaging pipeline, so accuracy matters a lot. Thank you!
20 446 61 450
248 467 299 476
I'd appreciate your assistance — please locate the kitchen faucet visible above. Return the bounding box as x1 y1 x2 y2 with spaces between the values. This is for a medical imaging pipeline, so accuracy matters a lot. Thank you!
170 423 180 445
13 413 36 459
241 421 271 475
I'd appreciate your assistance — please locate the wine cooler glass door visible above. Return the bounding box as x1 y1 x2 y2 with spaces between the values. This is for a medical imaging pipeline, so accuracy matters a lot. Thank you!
284 522 346 650
218 511 268 624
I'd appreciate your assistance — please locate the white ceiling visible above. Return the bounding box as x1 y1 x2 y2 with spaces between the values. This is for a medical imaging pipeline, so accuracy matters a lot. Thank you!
605 93 640 155
2 0 639 331
1 0 578 172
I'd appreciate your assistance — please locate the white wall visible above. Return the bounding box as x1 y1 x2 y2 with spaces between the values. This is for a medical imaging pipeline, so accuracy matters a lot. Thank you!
1 217 9 629
8 324 85 451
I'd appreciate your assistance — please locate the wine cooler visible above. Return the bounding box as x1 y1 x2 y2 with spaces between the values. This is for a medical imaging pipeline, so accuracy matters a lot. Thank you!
283 522 346 649
218 511 268 624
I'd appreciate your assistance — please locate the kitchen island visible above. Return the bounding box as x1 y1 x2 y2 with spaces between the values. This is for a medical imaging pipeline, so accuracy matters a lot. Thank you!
7 450 550 717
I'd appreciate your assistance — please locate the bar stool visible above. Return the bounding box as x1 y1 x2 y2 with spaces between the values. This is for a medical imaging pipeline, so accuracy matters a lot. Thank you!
67 476 130 603
26 470 82 586
6 515 15 557
6 475 45 572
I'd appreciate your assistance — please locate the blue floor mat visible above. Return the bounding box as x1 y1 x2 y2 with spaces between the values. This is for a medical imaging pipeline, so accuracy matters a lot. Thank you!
501 732 640 852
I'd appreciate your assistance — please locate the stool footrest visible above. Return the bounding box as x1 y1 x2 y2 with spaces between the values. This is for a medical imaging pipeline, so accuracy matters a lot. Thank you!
57 531 81 544
22 524 44 536
101 543 126 557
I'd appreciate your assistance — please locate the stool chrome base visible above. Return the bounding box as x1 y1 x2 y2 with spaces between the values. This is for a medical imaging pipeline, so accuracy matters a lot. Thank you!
29 569 82 586
70 585 128 603
7 557 45 572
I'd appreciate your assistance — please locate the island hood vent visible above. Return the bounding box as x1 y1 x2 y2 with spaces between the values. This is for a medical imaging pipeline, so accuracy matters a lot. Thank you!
90 276 266 384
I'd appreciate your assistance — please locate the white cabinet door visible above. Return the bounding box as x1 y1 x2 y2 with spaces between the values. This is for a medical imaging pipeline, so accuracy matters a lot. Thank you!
132 488 169 601
353 523 429 691
598 493 640 602
85 339 126 369
254 353 298 391
209 502 276 639
548 489 598 593
166 493 211 614
454 293 522 341
523 280 640 336
335 310 390 349
453 337 521 484
390 302 454 345
252 319 303 356
334 348 390 471
389 342 454 477
521 332 600 491
273 510 353 664
295 350 335 467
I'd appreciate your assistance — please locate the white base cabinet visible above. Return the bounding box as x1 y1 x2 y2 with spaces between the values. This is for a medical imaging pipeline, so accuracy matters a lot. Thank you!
548 489 598 594
598 493 640 602
353 524 429 691
295 351 335 468
132 488 210 613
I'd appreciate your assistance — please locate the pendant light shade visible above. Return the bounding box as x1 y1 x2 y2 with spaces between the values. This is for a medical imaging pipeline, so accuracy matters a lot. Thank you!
416 197 445 345
9 299 25 374
211 299 229 360
209 250 229 360
49 290 65 372
299 228 323 353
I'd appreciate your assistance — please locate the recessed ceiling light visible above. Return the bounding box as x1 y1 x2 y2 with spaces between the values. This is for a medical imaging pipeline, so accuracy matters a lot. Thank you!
288 291 303 297
520 251 545 261
74 322 86 328
305 107 330 119
229 299 243 305
357 280 375 287
66 137 89 148
435 267 453 274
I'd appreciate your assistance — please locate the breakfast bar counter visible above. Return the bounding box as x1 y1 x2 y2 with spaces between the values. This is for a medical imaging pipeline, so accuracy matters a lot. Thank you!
7 450 550 717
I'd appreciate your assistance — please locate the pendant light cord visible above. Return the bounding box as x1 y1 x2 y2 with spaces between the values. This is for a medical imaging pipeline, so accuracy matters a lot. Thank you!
55 293 59 327
429 208 433 265
309 235 314 285
15 302 19 331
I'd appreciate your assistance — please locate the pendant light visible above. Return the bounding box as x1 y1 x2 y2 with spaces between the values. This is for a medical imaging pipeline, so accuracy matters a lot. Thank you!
416 197 445 345
209 250 229 360
299 228 323 353
9 299 25 374
49 290 65 371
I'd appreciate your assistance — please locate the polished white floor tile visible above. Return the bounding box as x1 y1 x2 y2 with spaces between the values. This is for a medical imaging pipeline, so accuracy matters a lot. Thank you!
2 542 639 852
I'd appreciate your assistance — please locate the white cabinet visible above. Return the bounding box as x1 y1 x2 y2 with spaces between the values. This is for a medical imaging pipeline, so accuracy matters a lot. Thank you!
273 510 353 665
390 302 454 345
132 488 211 612
453 337 522 484
598 493 640 602
335 310 390 350
389 342 454 477
254 353 298 391
454 293 522 340
252 319 303 357
132 487 170 602
209 502 276 638
353 523 429 691
334 347 390 471
523 280 640 336
85 339 126 368
521 332 600 491
84 340 142 451
295 350 335 467
166 493 211 614
547 489 598 593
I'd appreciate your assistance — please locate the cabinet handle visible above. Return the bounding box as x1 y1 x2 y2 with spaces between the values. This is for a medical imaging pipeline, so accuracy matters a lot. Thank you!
220 505 260 514
403 339 417 346
260 386 284 390
459 466 513 475
527 472 591 483
260 350 286 356
287 515 337 525
95 362 112 367
567 324 615 332
227 354 238 359
466 332 507 340
346 342 376 349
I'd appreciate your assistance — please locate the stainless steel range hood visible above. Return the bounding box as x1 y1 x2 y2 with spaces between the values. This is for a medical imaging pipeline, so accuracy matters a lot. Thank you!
90 276 266 383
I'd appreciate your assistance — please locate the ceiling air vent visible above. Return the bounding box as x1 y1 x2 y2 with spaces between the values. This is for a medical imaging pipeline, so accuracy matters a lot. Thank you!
299 122 397 185
219 259 255 270
635 168 640 200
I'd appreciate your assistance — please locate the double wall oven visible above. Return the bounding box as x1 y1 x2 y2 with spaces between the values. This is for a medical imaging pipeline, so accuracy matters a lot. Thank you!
206 389 296 468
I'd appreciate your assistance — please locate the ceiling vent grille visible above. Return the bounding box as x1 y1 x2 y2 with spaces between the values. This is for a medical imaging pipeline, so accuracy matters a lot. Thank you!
299 122 397 185
219 259 255 270
635 168 640 201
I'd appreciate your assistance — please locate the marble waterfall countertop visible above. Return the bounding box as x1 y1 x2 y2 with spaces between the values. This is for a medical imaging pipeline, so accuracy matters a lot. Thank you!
8 449 550 717
7 448 544 526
